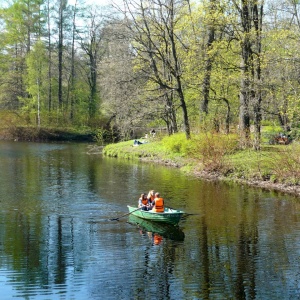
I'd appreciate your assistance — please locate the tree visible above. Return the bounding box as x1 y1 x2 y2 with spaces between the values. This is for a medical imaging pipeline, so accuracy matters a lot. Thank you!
98 19 145 139
0 0 46 110
69 0 78 121
122 0 191 139
201 0 217 116
79 7 106 122
230 0 264 148
24 40 48 126
57 0 68 110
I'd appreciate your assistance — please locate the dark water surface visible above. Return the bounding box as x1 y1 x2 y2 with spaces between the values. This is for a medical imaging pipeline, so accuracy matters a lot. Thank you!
0 141 300 299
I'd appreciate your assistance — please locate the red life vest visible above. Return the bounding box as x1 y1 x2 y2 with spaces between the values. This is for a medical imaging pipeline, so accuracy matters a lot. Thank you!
153 197 164 212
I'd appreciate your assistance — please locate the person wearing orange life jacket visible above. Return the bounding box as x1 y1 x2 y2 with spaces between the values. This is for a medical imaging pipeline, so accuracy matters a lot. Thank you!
138 193 150 211
152 192 164 213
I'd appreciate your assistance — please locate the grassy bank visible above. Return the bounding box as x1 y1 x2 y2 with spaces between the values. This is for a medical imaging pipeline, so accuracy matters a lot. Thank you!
103 133 300 197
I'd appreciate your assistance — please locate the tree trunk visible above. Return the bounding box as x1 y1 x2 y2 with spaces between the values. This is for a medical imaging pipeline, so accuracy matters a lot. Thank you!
222 98 230 134
70 0 77 121
169 0 190 139
253 3 263 150
58 0 64 110
239 0 252 148
88 53 97 119
201 0 216 115
47 0 52 113
165 92 178 134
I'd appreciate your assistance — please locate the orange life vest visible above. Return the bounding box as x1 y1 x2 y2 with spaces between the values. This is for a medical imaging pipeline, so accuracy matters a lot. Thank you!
153 197 164 212
153 234 163 245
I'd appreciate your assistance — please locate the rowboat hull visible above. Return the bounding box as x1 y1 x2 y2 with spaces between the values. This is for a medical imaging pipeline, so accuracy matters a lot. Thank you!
127 205 184 225
128 214 185 241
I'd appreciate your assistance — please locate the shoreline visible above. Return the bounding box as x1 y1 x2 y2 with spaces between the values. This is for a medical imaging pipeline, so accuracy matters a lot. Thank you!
104 143 300 198
149 158 300 197
0 127 95 142
192 170 300 197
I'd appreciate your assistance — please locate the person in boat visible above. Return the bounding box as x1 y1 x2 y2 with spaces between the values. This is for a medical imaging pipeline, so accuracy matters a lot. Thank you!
147 190 155 204
152 192 164 213
147 190 155 210
138 193 150 211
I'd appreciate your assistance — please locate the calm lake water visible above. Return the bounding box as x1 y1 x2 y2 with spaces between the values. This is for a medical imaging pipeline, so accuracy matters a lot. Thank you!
0 141 300 299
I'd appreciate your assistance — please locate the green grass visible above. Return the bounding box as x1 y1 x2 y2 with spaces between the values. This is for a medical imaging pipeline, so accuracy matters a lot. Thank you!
103 134 300 189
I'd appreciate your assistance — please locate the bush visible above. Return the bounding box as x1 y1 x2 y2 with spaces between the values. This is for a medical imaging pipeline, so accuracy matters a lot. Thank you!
270 144 300 184
161 132 238 173
192 133 238 172
289 128 300 141
161 133 192 155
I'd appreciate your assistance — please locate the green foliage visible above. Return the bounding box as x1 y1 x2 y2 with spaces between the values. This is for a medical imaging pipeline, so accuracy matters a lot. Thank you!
269 144 300 184
94 127 119 145
161 133 191 155
288 129 300 141
21 40 48 124
160 132 239 173
1 0 300 148
262 125 282 144
192 133 238 172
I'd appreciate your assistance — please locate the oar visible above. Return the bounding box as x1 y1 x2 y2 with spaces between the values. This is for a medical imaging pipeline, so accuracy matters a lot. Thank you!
109 207 141 221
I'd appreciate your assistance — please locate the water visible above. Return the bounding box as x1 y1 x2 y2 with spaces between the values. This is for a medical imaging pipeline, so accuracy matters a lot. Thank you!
0 141 300 299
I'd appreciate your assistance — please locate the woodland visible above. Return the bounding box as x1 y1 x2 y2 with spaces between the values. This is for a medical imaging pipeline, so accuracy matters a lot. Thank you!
0 0 299 147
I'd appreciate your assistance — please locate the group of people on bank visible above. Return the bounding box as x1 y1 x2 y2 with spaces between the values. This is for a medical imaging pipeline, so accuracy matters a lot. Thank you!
138 190 164 212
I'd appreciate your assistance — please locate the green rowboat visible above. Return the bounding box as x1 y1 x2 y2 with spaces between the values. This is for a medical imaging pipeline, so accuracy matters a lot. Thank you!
127 205 184 225
128 214 185 241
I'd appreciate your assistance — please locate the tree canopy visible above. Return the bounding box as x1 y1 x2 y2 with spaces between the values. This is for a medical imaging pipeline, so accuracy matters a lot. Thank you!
0 0 300 146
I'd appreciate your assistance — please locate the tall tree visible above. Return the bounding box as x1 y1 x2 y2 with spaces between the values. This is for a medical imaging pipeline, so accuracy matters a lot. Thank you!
57 0 68 110
79 7 106 121
201 0 217 115
24 40 48 126
122 0 191 139
46 0 53 113
69 0 78 120
231 0 264 148
0 0 46 110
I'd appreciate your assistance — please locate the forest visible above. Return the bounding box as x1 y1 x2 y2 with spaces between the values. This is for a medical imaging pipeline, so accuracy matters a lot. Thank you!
0 0 299 147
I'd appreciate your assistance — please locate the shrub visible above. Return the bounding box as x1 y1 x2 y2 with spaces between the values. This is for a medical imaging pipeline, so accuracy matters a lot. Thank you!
270 144 300 184
161 133 191 155
192 133 238 172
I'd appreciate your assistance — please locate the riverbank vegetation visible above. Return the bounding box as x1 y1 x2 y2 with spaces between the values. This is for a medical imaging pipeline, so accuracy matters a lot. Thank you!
103 131 300 196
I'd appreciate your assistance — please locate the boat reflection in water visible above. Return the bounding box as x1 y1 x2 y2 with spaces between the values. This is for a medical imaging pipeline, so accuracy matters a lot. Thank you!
128 214 185 243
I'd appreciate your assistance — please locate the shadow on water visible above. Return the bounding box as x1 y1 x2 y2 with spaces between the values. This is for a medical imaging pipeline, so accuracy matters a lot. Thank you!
127 214 185 242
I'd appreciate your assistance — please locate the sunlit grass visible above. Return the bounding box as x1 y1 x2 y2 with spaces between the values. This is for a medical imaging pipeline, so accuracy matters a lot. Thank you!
103 134 300 186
